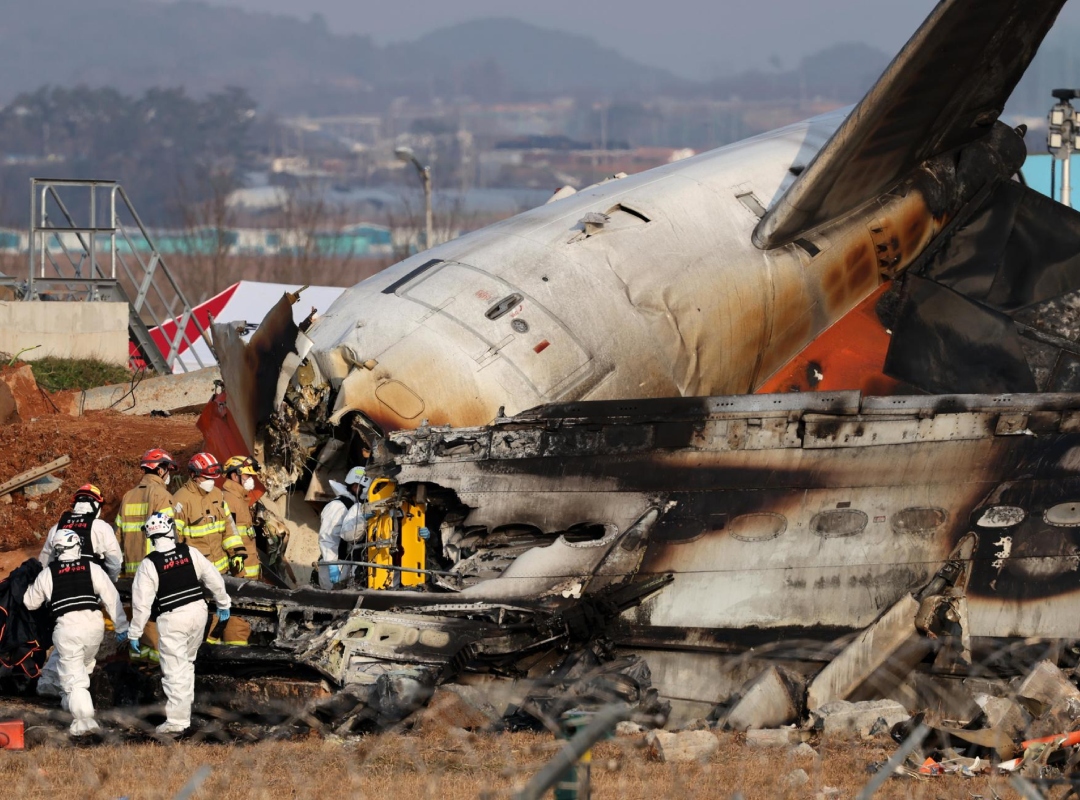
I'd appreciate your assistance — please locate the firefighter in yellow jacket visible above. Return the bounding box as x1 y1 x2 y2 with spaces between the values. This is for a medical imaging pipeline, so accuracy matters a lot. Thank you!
221 456 262 580
171 452 250 645
115 448 177 577
172 453 237 573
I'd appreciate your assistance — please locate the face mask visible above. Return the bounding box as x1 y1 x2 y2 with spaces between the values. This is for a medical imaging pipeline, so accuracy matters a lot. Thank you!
198 479 216 493
242 476 255 492
72 501 96 516
163 473 171 487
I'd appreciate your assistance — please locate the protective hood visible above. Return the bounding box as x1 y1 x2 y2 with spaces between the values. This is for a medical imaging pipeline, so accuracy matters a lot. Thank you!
328 480 351 499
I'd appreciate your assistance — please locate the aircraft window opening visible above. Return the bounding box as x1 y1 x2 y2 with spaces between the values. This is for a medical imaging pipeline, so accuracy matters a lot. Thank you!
1044 502 1080 527
891 507 948 535
811 509 868 538
485 293 523 321
976 506 1026 528
729 513 787 542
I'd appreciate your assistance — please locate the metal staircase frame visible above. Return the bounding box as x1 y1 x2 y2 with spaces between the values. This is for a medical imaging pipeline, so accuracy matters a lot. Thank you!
25 178 209 374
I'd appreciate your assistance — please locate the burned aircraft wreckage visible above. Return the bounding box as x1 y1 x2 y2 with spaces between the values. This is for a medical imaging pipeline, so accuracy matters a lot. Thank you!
199 0 1080 727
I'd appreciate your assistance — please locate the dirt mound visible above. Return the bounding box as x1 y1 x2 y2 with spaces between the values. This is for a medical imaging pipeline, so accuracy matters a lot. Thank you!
0 363 53 423
0 411 204 551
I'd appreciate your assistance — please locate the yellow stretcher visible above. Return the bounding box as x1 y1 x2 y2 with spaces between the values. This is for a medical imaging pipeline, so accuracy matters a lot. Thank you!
364 478 426 590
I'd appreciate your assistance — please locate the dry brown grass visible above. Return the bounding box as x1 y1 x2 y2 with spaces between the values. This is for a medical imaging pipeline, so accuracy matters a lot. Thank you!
0 727 1022 800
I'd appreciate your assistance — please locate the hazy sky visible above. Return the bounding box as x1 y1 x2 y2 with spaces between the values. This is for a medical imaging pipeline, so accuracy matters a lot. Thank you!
152 0 1080 78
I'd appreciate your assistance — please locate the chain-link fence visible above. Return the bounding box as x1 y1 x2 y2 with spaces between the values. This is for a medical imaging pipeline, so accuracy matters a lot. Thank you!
4 629 1080 800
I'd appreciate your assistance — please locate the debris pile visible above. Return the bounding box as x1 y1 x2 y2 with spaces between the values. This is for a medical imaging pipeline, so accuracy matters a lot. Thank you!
811 659 1080 785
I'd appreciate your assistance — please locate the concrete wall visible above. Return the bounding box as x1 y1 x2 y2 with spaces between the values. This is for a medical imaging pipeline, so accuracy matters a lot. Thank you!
77 366 219 415
0 301 129 365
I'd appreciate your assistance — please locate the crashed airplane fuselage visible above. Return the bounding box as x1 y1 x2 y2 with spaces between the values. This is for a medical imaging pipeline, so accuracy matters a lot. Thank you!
207 0 1080 723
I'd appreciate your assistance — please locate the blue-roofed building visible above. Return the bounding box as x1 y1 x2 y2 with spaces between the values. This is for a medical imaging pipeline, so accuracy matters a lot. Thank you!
1021 153 1080 208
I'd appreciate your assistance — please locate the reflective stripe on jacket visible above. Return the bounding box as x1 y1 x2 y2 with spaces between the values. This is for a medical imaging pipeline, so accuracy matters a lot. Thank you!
172 483 235 573
116 475 174 576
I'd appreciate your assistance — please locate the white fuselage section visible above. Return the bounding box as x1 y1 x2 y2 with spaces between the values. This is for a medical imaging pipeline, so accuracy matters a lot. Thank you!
305 110 864 432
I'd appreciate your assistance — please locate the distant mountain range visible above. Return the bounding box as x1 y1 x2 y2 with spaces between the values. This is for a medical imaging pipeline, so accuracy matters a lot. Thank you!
0 0 901 114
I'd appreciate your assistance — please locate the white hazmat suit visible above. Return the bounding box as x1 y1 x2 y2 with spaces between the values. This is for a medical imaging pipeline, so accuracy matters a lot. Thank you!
22 556 129 735
317 474 370 589
36 513 124 697
128 537 230 733
39 504 124 580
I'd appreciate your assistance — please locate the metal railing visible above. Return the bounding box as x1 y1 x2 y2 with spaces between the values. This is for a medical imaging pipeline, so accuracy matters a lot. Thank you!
25 178 209 374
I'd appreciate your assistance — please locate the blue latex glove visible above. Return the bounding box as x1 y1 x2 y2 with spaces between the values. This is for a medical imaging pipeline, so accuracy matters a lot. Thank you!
216 608 230 622
327 564 341 583
115 630 129 646
129 640 142 657
418 526 431 540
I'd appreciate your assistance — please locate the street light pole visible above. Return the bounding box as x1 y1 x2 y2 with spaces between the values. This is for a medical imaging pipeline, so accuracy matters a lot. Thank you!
1048 88 1080 208
421 165 433 252
395 146 433 250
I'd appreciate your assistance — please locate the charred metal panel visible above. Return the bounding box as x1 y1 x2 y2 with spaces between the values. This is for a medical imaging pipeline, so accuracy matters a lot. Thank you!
212 291 302 453
378 391 1080 637
886 275 1038 394
802 410 998 449
859 393 1080 414
886 181 1080 395
517 391 860 423
922 182 1080 312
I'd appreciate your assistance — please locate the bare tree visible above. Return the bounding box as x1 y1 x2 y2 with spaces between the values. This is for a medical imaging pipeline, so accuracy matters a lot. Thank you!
172 164 240 302
257 178 359 287
384 189 477 262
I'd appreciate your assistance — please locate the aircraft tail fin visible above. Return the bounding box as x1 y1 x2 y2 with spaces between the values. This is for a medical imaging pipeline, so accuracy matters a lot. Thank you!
753 0 1065 250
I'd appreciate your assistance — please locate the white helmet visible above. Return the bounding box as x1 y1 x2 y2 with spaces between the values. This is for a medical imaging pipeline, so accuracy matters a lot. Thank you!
144 512 176 543
53 529 82 562
344 466 368 486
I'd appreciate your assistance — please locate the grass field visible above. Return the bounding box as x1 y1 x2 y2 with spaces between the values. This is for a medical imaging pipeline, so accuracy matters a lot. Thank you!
15 357 137 393
0 726 1019 800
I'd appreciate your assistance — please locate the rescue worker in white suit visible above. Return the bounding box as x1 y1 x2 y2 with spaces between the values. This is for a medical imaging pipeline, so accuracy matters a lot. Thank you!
40 484 123 580
22 530 129 735
127 512 231 735
317 466 371 589
35 483 124 698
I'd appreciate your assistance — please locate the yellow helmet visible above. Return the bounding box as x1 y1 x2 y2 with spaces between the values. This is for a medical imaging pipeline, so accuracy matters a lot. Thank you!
223 455 259 477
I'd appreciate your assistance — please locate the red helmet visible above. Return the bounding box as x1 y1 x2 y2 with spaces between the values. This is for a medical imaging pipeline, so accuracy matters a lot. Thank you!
188 452 222 478
140 448 177 472
72 483 104 505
